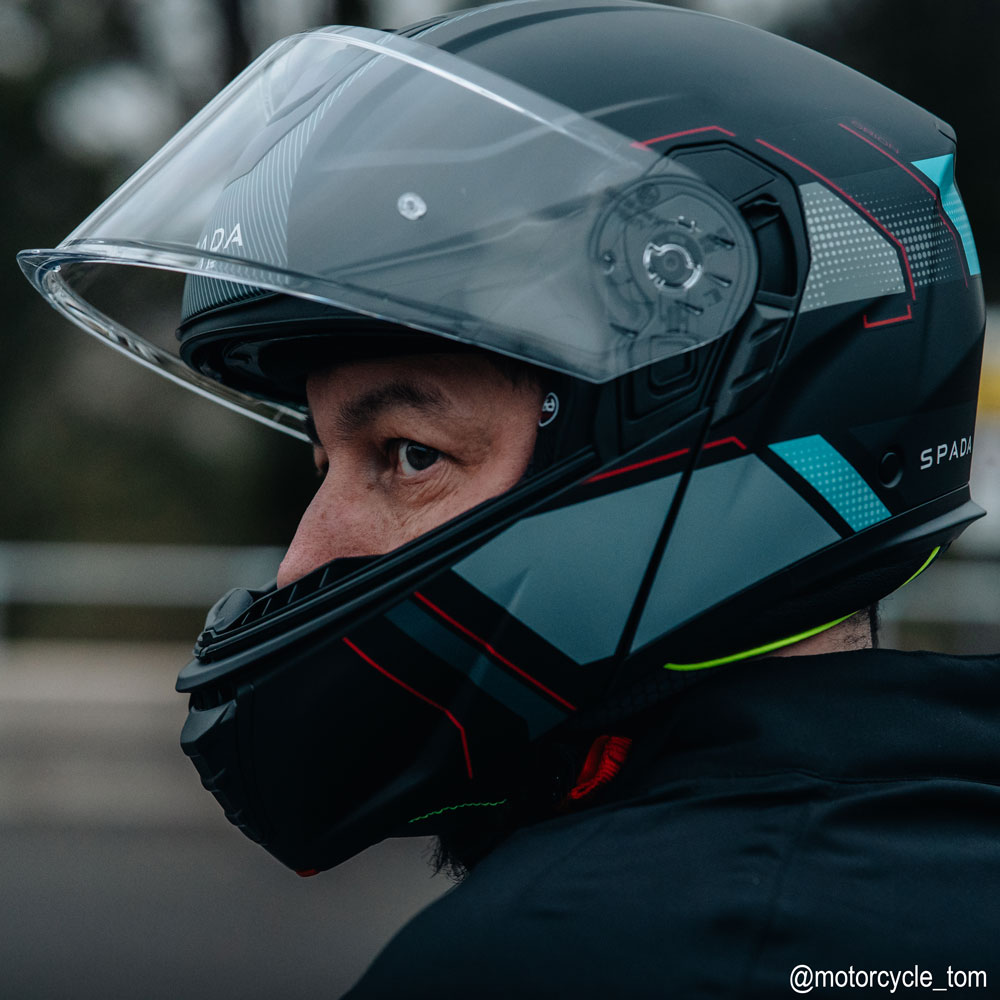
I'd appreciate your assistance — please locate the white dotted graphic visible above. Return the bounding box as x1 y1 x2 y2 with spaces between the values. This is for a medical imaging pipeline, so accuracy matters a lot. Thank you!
770 435 889 532
799 183 905 313
854 189 963 287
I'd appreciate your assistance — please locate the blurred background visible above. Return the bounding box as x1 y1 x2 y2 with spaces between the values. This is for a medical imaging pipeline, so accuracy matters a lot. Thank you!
1 0 997 997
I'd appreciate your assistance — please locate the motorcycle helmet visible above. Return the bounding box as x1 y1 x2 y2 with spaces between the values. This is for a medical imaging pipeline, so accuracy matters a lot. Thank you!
19 0 985 874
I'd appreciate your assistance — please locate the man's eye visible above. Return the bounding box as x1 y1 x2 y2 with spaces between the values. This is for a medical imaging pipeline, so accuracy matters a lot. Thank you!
397 440 441 476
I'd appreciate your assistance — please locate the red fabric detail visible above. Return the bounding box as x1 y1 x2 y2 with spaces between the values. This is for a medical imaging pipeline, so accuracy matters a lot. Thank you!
567 735 633 801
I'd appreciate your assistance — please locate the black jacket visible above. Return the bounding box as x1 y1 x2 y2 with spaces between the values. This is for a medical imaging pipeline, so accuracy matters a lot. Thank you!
346 648 1000 998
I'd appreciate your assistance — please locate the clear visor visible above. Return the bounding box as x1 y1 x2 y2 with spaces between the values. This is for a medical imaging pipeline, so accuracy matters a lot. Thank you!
19 26 757 438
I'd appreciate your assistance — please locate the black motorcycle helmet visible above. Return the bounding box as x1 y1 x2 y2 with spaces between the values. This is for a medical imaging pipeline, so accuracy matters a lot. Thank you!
19 1 985 875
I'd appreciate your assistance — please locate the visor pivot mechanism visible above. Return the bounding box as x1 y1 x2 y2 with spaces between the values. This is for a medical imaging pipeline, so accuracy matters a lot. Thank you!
643 240 703 291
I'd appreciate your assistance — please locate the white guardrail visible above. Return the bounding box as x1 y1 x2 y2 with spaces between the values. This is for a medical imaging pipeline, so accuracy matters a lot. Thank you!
0 543 284 609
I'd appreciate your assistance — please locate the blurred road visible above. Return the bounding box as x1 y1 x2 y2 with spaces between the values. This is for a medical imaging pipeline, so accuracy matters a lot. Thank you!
0 642 449 1000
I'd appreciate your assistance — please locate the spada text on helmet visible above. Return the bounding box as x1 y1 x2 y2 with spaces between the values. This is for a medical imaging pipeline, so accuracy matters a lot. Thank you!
196 224 244 253
920 436 973 470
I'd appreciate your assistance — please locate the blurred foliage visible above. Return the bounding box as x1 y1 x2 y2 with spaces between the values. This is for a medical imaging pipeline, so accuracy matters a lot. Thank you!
7 602 208 642
1 0 352 544
1 0 995 555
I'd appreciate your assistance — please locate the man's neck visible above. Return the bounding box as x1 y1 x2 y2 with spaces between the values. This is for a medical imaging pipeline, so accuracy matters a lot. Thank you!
768 611 874 658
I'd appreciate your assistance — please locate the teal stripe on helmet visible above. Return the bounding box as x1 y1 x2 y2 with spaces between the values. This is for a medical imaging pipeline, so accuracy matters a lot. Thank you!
912 153 981 276
770 435 890 532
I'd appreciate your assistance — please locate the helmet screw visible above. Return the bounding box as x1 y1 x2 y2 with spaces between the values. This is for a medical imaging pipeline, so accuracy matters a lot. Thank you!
397 192 427 221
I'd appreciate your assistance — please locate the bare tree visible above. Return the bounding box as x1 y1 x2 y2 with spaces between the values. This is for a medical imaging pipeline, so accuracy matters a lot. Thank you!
217 0 252 81
329 1 372 27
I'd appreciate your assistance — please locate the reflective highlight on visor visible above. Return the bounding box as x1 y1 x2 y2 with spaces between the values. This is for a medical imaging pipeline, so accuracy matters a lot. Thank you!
18 25 758 437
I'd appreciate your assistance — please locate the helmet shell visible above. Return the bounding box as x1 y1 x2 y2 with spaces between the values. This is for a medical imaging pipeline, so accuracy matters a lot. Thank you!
21 1 986 873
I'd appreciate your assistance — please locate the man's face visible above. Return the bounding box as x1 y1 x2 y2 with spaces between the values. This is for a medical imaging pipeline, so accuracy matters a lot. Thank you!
276 352 544 588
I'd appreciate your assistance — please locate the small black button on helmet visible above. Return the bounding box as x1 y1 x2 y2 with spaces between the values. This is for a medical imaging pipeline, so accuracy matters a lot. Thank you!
19 1 986 874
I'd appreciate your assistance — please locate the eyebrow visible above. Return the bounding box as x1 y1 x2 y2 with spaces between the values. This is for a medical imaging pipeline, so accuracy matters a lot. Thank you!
311 379 450 441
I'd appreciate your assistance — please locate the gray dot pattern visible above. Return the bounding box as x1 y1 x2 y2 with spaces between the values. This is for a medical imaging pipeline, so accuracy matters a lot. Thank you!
850 185 963 288
799 182 905 313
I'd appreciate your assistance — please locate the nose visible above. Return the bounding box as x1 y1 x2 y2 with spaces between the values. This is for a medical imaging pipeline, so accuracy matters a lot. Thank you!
275 475 382 589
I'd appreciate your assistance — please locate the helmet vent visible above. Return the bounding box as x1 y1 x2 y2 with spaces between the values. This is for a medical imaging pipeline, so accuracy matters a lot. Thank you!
189 681 235 712
202 557 378 648
241 596 274 626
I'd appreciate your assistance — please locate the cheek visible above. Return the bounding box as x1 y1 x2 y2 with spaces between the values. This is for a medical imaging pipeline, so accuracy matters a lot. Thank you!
293 480 389 556
473 445 534 499
305 468 455 557
383 455 520 546
386 477 465 543
483 393 541 487
415 415 537 526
